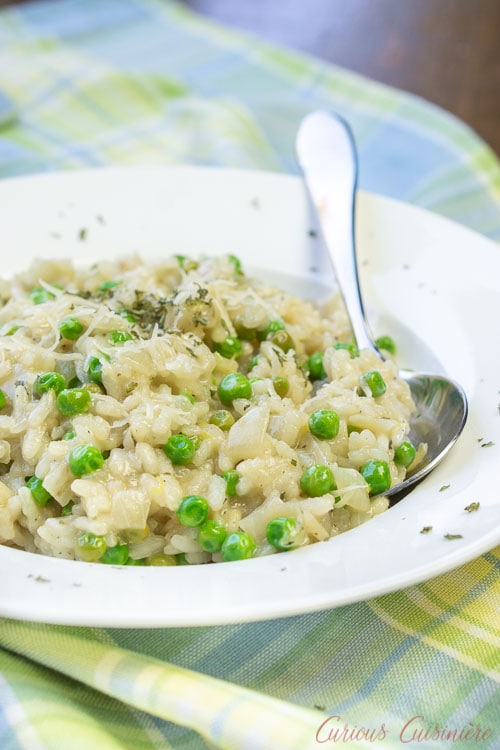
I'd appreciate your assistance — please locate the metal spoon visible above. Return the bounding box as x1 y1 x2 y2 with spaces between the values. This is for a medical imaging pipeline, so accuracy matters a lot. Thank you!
296 110 468 499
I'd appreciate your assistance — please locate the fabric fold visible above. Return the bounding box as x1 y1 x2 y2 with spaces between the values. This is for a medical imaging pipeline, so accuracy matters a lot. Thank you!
1 619 324 750
0 0 499 749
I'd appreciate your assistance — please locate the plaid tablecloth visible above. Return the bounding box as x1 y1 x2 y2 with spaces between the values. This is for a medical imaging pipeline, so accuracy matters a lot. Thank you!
0 1 499 749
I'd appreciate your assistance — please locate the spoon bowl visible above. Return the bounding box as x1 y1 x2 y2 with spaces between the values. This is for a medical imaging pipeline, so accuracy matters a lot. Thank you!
296 110 468 499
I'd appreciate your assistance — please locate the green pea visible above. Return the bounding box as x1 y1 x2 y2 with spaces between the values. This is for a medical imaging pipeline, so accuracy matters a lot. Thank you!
209 409 235 431
26 476 53 506
375 335 397 356
0 389 7 410
62 430 76 441
67 375 81 389
307 352 326 381
121 526 150 544
56 388 91 416
300 464 336 497
83 382 105 395
116 309 136 323
101 543 130 565
87 356 104 384
126 557 146 566
228 254 243 276
33 371 66 397
2 324 19 336
163 434 197 465
175 553 190 565
334 340 359 357
98 280 120 291
30 287 56 304
308 409 340 440
394 441 416 468
107 330 133 345
258 320 285 341
69 444 105 477
268 329 294 353
234 317 257 341
266 517 305 551
61 500 74 516
75 532 107 562
360 459 391 495
247 355 260 371
217 372 252 405
58 316 85 340
174 255 198 271
272 376 289 398
145 553 176 566
221 531 256 562
360 370 387 398
198 520 227 552
214 336 243 359
222 469 239 497
179 390 196 404
176 495 209 527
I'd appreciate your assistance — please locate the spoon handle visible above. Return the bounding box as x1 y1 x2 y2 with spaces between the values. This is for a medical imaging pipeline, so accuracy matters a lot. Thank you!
296 110 376 353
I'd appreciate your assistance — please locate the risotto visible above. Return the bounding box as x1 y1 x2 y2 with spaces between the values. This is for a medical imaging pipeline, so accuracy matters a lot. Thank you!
0 254 422 565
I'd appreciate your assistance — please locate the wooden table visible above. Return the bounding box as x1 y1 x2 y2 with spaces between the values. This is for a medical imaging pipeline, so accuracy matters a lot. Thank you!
186 0 500 156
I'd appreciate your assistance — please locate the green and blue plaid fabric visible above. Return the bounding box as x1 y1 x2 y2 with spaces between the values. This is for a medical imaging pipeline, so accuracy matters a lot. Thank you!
0 1 499 748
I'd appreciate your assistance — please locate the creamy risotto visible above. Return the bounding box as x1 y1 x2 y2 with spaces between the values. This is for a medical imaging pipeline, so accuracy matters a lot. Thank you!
0 254 422 565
